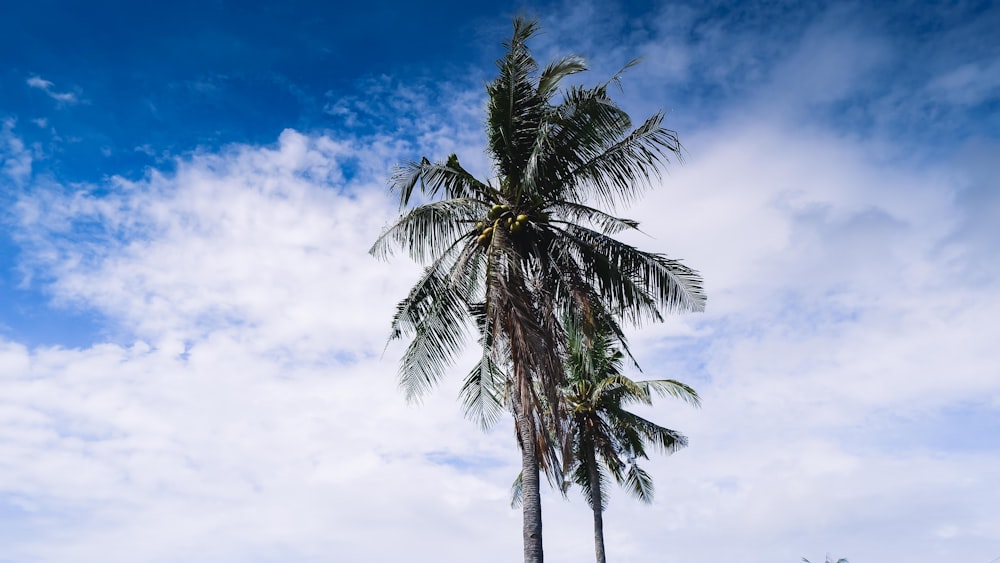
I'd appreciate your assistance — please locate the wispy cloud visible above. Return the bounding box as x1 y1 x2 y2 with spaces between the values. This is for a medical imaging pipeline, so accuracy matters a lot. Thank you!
26 75 81 105
1 118 33 185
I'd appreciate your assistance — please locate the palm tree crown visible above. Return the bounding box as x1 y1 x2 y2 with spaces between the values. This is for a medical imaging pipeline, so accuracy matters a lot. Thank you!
371 17 706 563
562 320 699 563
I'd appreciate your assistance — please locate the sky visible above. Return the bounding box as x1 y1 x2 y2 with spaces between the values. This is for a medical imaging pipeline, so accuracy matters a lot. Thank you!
1 0 998 561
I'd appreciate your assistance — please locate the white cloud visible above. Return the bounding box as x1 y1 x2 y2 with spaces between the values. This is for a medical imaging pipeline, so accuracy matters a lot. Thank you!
0 335 527 562
1 118 33 185
759 6 892 109
26 75 81 105
927 60 1000 106
614 121 1000 562
3 127 528 561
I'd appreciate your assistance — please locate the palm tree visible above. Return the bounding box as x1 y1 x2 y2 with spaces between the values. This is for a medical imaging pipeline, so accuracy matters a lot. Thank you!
371 17 705 563
562 319 699 563
802 557 849 563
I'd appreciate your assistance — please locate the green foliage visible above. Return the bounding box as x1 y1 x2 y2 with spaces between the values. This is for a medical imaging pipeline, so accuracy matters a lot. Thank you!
561 319 700 510
370 12 705 446
371 16 705 563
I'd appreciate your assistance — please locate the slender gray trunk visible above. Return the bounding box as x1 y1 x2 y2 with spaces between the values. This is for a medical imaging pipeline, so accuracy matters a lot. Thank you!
586 451 607 563
516 407 544 563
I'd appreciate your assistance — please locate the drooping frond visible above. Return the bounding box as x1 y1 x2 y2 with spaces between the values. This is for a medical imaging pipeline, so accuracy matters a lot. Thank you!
537 224 658 327
608 408 689 454
391 269 471 401
370 198 485 263
460 353 507 430
621 463 655 503
571 446 612 511
510 471 524 509
388 237 484 401
560 222 707 314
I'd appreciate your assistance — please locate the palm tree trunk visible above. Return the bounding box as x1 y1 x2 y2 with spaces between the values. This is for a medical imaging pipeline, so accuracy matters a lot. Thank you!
587 452 607 563
516 406 544 563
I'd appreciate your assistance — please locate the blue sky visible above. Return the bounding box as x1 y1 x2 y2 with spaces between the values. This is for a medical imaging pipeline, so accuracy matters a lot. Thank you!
1 1 998 562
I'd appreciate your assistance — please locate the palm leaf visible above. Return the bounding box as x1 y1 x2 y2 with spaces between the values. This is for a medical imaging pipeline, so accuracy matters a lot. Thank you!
390 154 496 207
370 198 484 263
621 463 655 503
459 339 508 430
561 223 706 313
566 112 682 210
638 379 701 407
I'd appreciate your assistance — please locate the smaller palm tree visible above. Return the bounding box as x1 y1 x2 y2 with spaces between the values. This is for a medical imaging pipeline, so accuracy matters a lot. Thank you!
802 557 849 563
562 320 699 563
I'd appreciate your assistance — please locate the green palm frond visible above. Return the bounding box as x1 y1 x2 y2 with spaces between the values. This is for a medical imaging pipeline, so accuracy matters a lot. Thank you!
390 154 495 207
609 408 688 454
387 234 474 338
393 268 472 401
457 301 507 429
386 235 485 401
537 55 588 98
549 200 641 235
545 233 677 330
460 339 508 429
592 374 652 405
560 223 706 313
510 471 524 509
621 463 655 503
559 319 696 515
540 226 663 327
569 111 682 206
487 19 544 189
525 87 632 206
370 198 484 263
638 379 702 407
572 449 612 511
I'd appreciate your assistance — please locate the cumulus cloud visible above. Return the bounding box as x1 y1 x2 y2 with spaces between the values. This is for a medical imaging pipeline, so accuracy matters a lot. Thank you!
614 71 998 563
16 130 409 356
3 127 529 562
0 335 526 562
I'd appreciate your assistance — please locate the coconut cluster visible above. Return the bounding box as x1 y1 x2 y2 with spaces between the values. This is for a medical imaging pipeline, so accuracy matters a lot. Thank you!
474 204 536 246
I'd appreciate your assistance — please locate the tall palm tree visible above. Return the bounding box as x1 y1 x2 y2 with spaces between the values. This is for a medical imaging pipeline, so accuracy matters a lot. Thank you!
371 18 705 563
561 320 699 563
